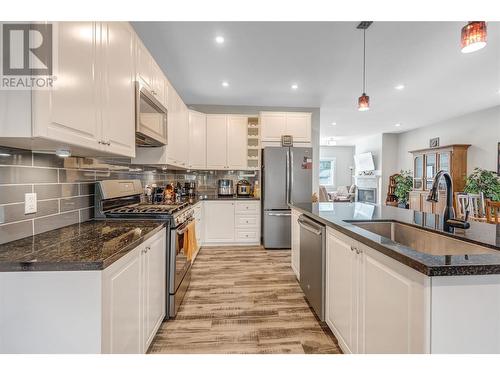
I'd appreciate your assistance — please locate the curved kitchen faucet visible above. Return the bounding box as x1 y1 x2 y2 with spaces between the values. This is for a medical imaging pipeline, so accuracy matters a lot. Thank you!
426 170 470 232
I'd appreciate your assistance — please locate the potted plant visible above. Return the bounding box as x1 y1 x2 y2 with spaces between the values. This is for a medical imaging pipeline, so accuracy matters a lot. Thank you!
464 168 500 201
394 170 413 208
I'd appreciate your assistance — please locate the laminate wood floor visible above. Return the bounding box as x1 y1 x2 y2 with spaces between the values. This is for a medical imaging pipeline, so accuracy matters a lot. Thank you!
149 246 341 354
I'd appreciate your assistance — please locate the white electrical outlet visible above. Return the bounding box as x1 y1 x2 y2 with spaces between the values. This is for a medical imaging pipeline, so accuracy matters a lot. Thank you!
25 193 37 214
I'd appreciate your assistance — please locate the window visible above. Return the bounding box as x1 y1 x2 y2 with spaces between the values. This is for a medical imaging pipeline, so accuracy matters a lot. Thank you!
319 158 336 187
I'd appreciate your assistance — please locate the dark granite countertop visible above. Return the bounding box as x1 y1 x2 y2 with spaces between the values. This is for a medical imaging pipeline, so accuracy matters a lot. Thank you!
0 220 166 272
290 202 500 276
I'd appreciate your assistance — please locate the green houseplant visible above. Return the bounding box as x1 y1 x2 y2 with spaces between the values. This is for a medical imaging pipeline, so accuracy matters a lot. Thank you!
394 170 413 208
464 168 500 201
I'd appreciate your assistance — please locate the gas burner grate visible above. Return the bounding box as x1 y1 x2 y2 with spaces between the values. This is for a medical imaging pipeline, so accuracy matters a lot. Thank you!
109 202 188 215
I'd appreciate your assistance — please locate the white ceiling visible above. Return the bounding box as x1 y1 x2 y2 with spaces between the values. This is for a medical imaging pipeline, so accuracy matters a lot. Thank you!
132 21 500 145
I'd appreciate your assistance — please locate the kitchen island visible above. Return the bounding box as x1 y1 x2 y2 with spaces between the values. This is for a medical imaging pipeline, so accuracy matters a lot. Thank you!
0 220 167 353
290 202 500 354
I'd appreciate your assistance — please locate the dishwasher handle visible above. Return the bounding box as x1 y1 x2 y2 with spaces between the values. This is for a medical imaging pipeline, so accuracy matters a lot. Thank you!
298 215 323 236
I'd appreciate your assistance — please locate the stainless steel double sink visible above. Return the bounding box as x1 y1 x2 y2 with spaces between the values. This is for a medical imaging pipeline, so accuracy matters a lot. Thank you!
350 221 497 256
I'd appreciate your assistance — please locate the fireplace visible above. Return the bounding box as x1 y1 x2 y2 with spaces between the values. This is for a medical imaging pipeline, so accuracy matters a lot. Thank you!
357 188 376 203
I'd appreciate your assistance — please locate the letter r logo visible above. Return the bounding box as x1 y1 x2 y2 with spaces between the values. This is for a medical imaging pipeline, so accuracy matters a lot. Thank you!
2 23 52 76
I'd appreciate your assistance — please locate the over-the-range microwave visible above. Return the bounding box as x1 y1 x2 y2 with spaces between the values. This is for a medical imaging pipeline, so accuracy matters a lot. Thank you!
135 81 168 147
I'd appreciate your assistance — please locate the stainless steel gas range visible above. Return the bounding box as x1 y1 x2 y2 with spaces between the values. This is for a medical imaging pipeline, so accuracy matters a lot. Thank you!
95 179 193 318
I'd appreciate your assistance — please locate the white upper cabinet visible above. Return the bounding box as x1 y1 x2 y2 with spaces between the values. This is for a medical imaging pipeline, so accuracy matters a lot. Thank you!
285 112 312 142
206 115 228 169
165 87 188 168
135 37 167 108
26 22 136 157
136 38 153 89
260 111 312 144
260 112 286 141
32 22 102 152
226 115 248 169
188 110 207 169
150 62 167 107
100 22 136 157
206 114 248 170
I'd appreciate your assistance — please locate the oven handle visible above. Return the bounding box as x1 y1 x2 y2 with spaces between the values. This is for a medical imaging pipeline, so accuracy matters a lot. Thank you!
176 217 195 235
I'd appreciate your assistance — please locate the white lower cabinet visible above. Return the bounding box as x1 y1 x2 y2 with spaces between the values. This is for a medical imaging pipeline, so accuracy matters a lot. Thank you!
102 228 166 353
325 227 430 354
203 201 260 245
141 231 167 350
0 229 166 354
291 209 300 279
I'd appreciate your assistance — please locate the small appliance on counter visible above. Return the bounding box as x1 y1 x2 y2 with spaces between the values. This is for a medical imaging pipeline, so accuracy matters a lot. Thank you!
218 179 235 196
184 181 197 198
237 179 252 197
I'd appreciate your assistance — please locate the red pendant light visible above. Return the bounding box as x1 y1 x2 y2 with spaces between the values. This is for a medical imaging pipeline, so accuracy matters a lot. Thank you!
358 93 370 111
461 21 487 53
357 22 371 111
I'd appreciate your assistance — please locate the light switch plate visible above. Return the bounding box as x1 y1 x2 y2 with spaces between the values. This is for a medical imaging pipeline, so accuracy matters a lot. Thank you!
25 193 37 214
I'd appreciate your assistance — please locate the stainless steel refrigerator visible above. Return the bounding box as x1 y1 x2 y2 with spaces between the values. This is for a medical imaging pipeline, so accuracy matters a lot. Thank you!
262 147 312 248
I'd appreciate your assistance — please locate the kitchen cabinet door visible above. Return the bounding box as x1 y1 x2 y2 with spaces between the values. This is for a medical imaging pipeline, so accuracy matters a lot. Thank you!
193 203 204 248
100 22 135 158
326 229 358 353
32 22 102 151
227 115 248 169
176 101 190 168
188 111 207 169
204 201 235 243
136 37 153 89
102 245 142 354
151 62 167 107
166 87 184 166
286 113 311 142
142 229 166 352
206 115 228 169
260 112 286 142
357 243 429 354
291 209 300 279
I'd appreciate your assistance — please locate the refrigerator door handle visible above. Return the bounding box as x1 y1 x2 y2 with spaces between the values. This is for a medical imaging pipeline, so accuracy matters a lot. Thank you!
286 149 290 204
267 212 292 217
289 147 293 204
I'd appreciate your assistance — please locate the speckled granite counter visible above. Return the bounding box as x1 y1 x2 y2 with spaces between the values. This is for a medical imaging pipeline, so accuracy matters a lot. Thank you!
0 220 166 272
291 202 500 276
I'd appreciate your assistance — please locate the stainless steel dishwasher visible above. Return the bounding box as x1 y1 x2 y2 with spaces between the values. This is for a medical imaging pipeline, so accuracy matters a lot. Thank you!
298 214 326 321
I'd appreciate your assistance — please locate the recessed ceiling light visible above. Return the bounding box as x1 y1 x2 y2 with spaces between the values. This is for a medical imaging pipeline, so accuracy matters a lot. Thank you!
331 122 337 126
395 123 401 127
215 36 224 44
291 84 298 90
394 84 405 90
222 81 229 87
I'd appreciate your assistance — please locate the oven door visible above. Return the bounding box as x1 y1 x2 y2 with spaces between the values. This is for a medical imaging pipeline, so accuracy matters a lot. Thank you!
169 217 194 294
135 82 168 146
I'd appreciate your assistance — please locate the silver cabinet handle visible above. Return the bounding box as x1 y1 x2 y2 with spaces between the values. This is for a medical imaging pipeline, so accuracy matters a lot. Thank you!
268 212 291 217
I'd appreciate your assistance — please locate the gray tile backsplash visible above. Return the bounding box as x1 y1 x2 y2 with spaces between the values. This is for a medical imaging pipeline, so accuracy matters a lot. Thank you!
0 185 32 204
0 146 259 244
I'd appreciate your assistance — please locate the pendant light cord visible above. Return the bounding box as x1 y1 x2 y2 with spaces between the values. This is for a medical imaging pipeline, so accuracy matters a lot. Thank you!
362 29 366 94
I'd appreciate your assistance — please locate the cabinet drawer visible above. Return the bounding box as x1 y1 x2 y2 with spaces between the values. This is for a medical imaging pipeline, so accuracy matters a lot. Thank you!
235 230 259 242
235 215 259 227
235 201 260 214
